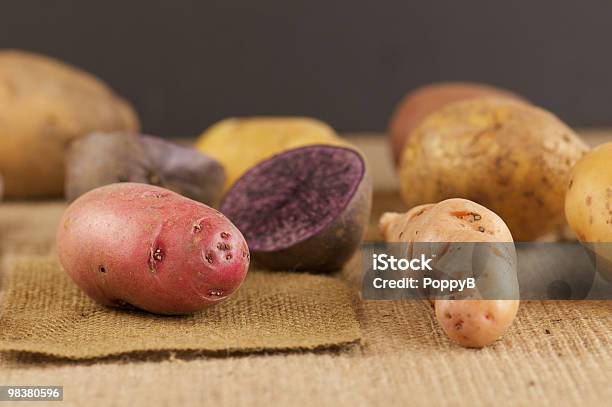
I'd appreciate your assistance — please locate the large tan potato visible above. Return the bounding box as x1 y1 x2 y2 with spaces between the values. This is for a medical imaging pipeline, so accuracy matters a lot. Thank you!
0 50 139 198
398 98 588 241
388 82 526 166
195 117 346 190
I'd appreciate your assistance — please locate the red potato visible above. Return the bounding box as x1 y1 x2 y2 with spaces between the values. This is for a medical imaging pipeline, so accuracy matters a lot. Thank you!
379 198 519 348
57 183 250 315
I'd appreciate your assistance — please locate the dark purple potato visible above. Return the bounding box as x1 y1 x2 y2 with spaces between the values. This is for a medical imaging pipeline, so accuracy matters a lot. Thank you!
220 145 372 272
140 135 225 206
65 132 154 201
65 132 225 206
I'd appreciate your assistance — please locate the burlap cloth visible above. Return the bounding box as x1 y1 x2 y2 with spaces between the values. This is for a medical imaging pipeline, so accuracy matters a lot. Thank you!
0 257 360 359
1 193 611 406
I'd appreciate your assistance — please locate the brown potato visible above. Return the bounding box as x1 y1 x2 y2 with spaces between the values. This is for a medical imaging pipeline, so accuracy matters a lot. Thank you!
0 50 139 198
388 82 526 166
398 98 588 241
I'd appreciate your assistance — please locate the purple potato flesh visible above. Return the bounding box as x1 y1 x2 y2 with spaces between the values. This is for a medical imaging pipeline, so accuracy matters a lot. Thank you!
220 145 372 272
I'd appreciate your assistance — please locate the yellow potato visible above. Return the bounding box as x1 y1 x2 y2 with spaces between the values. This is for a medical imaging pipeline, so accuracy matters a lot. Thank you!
0 50 139 198
565 142 612 281
195 117 346 190
398 98 588 241
565 142 612 242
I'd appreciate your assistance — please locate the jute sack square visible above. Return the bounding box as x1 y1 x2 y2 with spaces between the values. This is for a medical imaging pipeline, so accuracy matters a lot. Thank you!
0 257 361 359
0 202 65 256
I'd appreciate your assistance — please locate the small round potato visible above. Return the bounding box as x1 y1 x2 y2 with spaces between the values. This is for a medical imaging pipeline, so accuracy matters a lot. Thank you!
398 98 589 241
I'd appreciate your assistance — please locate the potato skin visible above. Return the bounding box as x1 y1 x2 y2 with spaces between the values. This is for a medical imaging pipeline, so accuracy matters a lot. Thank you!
380 199 514 244
398 98 588 241
140 135 225 206
65 132 154 201
388 82 525 166
57 183 249 315
435 299 519 348
566 142 612 242
65 132 225 206
195 117 346 190
565 142 612 281
0 50 139 198
379 198 519 348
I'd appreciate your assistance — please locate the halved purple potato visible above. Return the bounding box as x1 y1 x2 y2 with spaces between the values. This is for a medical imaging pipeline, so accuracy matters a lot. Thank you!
220 145 372 272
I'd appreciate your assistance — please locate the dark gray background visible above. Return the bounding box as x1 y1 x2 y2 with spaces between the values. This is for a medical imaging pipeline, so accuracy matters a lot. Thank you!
1 0 611 136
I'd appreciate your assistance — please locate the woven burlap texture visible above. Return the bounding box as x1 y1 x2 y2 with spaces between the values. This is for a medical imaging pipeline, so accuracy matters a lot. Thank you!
0 201 64 257
1 197 610 406
0 257 360 359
